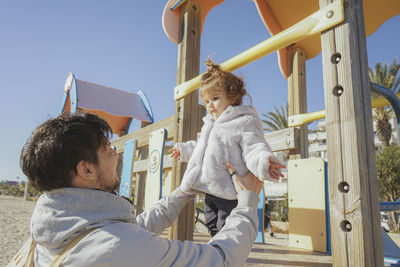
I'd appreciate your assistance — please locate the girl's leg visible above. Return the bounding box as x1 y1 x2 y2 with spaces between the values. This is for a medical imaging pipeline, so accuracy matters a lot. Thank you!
215 198 238 232
268 221 274 237
204 194 219 237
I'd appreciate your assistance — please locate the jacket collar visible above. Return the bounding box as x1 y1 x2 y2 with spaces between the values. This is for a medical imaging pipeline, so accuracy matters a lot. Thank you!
31 187 135 248
203 105 257 124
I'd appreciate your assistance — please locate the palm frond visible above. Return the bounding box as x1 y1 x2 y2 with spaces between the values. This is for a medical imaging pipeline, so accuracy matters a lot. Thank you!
370 59 400 148
261 103 288 132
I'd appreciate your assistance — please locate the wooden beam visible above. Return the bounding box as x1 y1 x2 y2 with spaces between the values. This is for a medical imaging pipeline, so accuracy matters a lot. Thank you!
319 0 383 265
265 127 300 152
111 116 174 152
128 128 297 173
169 0 201 242
117 125 296 160
287 48 308 159
132 155 173 173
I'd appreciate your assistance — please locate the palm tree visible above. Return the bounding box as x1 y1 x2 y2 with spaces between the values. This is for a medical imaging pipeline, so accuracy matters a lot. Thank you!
262 104 288 132
369 60 400 148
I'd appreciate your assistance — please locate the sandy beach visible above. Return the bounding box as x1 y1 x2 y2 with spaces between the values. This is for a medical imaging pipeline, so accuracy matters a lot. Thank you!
1 195 399 266
0 196 36 266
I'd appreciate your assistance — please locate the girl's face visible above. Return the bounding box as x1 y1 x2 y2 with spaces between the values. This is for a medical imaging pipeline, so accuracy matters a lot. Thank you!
202 90 232 118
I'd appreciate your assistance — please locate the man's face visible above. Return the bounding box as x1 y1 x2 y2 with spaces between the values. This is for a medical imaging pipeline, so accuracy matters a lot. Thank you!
95 143 120 192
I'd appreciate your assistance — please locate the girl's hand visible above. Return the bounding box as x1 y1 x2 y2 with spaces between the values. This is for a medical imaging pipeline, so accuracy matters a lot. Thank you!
268 159 285 180
169 148 181 159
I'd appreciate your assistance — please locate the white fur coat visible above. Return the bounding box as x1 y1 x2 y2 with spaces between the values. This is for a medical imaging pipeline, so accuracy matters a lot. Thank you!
175 105 282 200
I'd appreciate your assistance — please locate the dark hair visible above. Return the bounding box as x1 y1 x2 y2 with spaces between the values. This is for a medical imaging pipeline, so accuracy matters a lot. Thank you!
200 59 247 105
20 112 112 191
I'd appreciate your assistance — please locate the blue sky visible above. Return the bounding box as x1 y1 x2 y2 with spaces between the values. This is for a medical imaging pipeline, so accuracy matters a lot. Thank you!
0 1 398 182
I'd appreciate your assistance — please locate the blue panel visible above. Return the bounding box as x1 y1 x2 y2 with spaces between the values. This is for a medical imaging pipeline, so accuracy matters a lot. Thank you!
170 0 184 11
384 257 400 267
60 73 76 114
119 139 136 199
380 199 400 212
382 228 400 265
125 118 134 134
70 78 78 113
255 187 265 243
138 90 154 123
59 92 69 114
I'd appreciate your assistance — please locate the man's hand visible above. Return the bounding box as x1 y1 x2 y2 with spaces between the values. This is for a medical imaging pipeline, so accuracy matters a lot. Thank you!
226 162 263 195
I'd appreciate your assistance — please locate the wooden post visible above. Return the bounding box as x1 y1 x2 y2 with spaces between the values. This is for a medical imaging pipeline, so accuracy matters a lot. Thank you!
134 147 147 215
133 120 152 214
288 48 308 159
169 0 201 241
319 0 383 265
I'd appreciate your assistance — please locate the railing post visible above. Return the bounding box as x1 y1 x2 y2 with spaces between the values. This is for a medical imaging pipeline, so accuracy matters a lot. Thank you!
288 48 308 159
319 0 384 265
169 0 202 241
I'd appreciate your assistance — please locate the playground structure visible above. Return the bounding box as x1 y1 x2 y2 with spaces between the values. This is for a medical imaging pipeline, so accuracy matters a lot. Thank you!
158 0 399 266
288 83 400 127
61 0 400 266
60 72 154 135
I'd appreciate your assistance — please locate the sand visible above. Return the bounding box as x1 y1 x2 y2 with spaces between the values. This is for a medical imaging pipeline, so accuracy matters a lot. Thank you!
0 196 36 266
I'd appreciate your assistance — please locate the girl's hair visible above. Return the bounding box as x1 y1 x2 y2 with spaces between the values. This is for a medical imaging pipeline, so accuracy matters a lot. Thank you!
200 59 247 105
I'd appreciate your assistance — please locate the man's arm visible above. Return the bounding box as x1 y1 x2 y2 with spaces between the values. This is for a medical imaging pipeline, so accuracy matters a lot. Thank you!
135 188 192 234
114 188 259 267
159 190 258 267
132 164 262 266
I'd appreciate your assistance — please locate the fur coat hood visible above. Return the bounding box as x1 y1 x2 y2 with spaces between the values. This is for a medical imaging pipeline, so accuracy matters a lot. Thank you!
176 105 282 200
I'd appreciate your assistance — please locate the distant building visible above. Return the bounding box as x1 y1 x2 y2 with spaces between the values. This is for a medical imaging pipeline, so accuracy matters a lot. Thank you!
309 117 400 160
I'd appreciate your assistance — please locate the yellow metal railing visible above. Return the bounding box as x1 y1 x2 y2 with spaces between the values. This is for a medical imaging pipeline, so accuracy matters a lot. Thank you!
174 0 344 100
288 92 400 127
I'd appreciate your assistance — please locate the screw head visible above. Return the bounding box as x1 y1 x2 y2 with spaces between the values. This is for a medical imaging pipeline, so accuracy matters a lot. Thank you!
326 10 334 18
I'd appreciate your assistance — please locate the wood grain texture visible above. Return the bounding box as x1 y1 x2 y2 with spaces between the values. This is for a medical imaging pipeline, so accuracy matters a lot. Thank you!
265 127 300 152
133 147 147 215
169 0 201 242
111 116 174 152
319 0 383 265
288 48 308 159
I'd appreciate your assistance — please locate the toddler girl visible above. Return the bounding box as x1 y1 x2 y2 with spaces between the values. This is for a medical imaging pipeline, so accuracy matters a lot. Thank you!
170 59 284 236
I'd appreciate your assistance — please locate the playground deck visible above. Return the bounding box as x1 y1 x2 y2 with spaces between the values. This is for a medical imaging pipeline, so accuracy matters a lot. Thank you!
161 231 332 266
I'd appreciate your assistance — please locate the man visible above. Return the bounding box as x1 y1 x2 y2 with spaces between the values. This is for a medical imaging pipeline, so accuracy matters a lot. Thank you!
16 112 263 266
